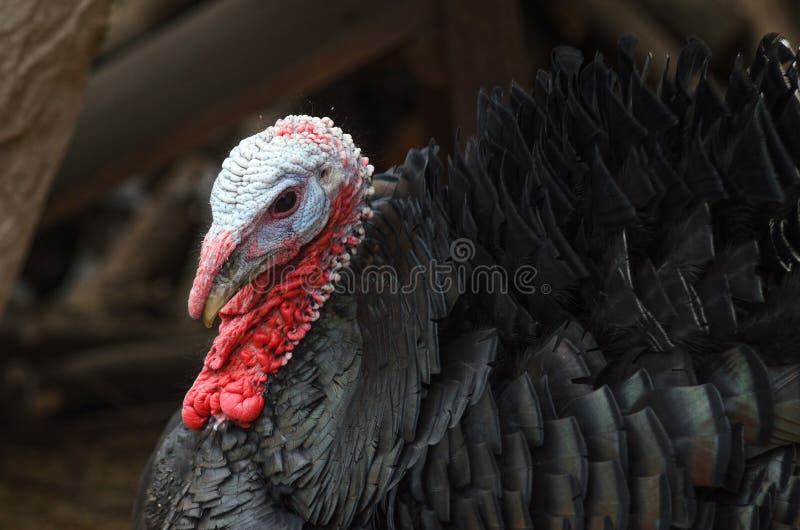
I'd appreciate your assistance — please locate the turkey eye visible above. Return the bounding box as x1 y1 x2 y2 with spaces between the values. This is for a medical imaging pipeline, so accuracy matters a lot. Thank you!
269 189 298 218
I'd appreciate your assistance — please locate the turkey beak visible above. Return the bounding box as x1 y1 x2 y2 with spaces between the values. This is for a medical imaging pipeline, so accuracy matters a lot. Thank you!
201 265 250 329
202 283 237 328
200 249 279 328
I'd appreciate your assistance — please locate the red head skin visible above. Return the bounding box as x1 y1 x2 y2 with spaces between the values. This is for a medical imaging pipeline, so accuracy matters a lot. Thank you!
183 116 373 429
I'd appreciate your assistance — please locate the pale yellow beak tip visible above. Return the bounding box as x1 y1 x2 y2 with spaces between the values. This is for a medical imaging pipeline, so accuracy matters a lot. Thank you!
201 290 229 329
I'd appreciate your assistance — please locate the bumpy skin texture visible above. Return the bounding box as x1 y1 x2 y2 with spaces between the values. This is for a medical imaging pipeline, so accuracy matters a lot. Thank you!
137 36 800 529
188 115 360 318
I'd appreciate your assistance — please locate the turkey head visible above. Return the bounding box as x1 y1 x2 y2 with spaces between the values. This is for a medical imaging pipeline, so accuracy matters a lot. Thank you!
182 115 374 430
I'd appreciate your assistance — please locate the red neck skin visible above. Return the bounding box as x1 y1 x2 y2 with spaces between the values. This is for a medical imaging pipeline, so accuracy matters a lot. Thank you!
182 184 366 429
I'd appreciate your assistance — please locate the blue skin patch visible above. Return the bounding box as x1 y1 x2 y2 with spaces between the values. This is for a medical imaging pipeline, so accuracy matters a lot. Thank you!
246 172 330 262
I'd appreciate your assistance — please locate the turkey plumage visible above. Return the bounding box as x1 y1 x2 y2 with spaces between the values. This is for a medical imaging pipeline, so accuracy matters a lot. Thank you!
134 35 800 530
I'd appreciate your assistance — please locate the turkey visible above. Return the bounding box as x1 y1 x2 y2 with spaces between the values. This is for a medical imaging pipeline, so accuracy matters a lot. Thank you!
134 34 800 530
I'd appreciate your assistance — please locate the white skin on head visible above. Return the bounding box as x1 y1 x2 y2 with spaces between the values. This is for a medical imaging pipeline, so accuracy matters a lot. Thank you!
209 138 335 263
189 115 369 326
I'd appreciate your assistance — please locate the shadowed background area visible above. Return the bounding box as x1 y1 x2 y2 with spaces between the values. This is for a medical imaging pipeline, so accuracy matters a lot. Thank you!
0 0 797 527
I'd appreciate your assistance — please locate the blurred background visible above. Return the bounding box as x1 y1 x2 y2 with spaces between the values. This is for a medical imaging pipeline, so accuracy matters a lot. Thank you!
0 0 798 527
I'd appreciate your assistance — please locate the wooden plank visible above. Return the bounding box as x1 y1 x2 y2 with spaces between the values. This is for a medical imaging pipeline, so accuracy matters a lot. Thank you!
101 0 195 56
59 155 215 315
738 0 799 49
442 0 532 140
44 0 435 226
0 0 109 318
546 0 681 75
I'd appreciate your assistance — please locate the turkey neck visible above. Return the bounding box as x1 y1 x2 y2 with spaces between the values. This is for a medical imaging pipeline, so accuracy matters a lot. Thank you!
182 183 370 430
250 292 376 526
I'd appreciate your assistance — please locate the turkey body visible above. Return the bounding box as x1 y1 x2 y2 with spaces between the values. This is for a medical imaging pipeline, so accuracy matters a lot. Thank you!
135 35 800 529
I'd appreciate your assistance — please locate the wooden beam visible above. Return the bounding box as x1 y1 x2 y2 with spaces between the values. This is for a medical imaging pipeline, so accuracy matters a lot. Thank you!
442 0 532 140
738 0 800 50
0 1 109 318
59 155 215 316
546 0 681 76
100 0 195 56
44 0 436 226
